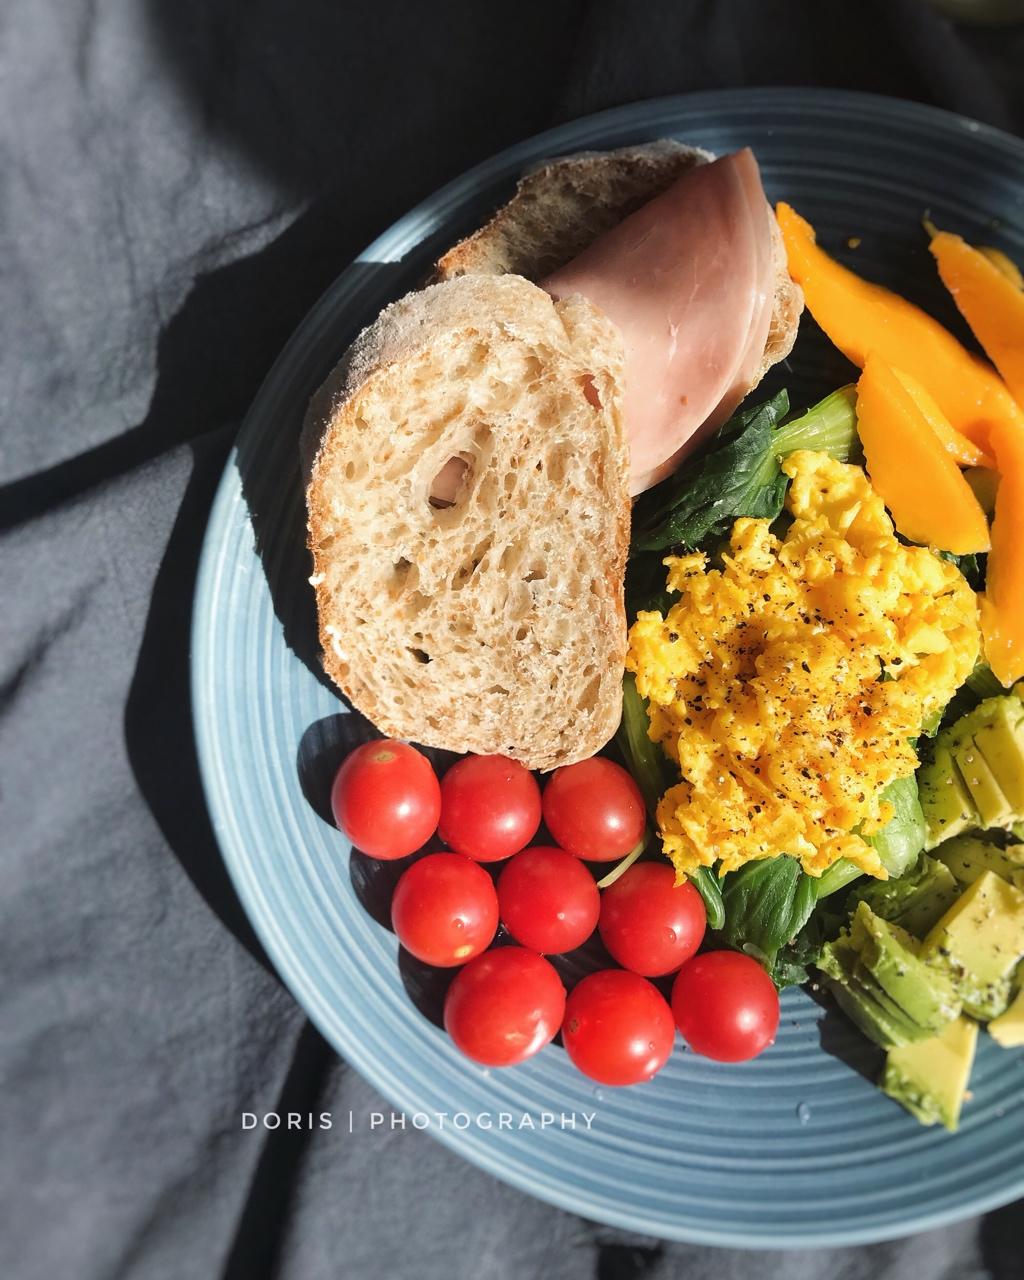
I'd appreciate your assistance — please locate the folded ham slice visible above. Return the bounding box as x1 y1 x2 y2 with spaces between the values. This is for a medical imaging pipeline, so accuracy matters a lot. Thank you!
542 149 775 495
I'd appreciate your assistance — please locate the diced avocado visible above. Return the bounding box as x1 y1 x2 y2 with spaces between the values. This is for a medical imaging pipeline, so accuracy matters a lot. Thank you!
852 906 960 1032
919 743 979 849
989 988 1024 1048
973 697 1024 812
954 741 1016 828
819 903 960 1048
820 929 918 1047
920 693 1024 846
921 870 1024 1020
934 835 1024 891
848 854 960 938
882 1016 978 1131
830 977 924 1049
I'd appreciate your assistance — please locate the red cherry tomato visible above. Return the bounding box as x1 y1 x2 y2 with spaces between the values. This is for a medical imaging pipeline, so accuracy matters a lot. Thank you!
331 739 440 860
671 951 780 1062
599 863 706 976
444 947 566 1067
391 853 498 967
561 969 675 1086
497 846 599 954
542 758 645 862
438 754 541 862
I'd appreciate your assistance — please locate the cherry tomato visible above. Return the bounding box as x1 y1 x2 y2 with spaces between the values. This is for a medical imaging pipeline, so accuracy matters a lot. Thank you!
331 739 440 860
542 758 645 862
671 951 780 1062
391 853 498 967
599 863 706 976
561 969 675 1086
438 754 541 862
444 947 566 1067
497 846 600 954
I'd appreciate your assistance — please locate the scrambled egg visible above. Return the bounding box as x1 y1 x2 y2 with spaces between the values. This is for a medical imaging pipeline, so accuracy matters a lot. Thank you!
627 452 980 882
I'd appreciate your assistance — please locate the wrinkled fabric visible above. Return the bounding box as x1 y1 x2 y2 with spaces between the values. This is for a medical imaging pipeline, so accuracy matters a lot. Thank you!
2 2 1022 1277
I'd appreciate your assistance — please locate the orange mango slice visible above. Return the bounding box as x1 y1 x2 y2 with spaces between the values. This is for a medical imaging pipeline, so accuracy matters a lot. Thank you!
777 203 1024 453
929 229 1024 410
981 420 1024 686
979 246 1024 289
856 354 991 556
892 369 994 468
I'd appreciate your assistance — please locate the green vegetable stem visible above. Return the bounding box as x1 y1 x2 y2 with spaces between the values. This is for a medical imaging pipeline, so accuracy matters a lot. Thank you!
772 384 859 459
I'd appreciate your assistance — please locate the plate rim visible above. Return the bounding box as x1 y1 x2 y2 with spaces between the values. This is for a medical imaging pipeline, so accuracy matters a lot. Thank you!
192 87 1024 1248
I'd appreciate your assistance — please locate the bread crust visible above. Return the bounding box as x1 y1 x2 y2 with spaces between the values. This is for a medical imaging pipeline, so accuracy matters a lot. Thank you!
304 275 631 770
436 139 802 381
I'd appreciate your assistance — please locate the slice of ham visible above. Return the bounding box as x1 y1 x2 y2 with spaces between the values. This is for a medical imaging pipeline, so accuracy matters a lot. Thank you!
542 149 775 495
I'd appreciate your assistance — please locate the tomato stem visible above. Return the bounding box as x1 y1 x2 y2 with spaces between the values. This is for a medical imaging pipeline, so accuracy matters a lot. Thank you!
596 831 650 889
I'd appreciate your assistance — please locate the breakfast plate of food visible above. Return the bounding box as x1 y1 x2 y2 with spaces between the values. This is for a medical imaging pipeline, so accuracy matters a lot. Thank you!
193 89 1024 1245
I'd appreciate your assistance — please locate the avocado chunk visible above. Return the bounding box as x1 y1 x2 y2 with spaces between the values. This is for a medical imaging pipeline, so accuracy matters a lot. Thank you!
933 835 1024 891
819 903 960 1048
955 741 1016 828
920 692 1024 847
989 987 1024 1048
853 906 959 1030
989 988 1024 1048
819 931 927 1046
919 743 978 849
975 708 1024 814
921 870 1024 1020
848 854 960 938
882 1016 978 1131
830 978 923 1049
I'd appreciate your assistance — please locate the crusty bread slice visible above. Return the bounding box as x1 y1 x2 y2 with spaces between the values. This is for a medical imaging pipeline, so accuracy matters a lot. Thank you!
304 274 630 771
436 139 802 383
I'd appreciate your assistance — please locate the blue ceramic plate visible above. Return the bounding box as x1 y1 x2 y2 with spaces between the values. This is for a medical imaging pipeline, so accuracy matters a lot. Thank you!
193 90 1024 1247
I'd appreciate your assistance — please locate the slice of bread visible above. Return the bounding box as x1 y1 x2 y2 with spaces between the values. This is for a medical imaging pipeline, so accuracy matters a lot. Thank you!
304 274 630 771
436 139 802 382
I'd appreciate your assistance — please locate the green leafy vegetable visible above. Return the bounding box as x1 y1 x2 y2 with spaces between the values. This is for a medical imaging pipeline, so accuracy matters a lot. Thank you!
717 855 818 979
772 915 830 988
614 674 725 930
630 384 859 554
689 866 727 934
632 391 791 552
615 673 672 816
937 550 986 592
867 775 926 879
812 776 926 904
714 774 924 980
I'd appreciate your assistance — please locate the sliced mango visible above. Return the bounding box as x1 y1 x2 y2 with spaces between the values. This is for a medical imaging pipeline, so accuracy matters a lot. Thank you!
929 229 1024 409
777 203 1024 453
981 420 1024 686
856 355 991 555
979 246 1024 290
892 369 995 469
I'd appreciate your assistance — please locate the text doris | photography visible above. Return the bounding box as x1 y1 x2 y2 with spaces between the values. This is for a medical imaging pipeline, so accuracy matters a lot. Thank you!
5 2 1024 1279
